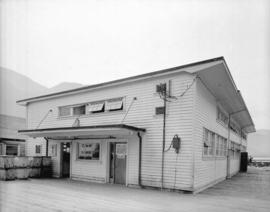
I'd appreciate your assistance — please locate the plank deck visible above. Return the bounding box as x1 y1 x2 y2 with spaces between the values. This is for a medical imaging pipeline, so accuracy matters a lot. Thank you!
0 167 269 212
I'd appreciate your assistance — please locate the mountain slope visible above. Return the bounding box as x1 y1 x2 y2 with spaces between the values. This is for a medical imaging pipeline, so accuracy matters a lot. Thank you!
0 67 48 117
48 82 83 93
248 129 270 157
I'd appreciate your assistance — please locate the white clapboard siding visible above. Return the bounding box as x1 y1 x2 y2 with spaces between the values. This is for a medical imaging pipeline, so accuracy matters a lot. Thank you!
25 137 47 156
193 79 243 190
25 72 195 190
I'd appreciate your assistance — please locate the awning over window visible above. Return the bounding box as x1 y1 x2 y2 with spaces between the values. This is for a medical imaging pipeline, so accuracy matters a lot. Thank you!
105 99 123 111
88 102 104 112
18 124 146 139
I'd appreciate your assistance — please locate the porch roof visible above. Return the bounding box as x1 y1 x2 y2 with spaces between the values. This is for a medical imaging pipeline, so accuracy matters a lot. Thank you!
18 124 146 139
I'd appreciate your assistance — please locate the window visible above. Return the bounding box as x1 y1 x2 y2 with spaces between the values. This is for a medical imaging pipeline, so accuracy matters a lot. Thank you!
155 106 165 115
6 144 18 156
35 145 41 154
156 83 167 93
217 107 228 125
77 142 100 160
73 105 86 116
59 106 71 117
89 102 105 113
216 136 227 156
105 98 123 111
203 128 215 156
230 121 240 135
50 144 57 157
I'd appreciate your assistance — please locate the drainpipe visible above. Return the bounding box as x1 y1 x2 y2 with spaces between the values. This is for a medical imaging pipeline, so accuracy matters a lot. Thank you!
45 137 49 157
226 115 231 178
161 95 166 189
137 132 142 187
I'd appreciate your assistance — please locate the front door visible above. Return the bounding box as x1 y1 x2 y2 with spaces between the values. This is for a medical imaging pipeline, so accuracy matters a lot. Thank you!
110 142 127 185
61 142 70 178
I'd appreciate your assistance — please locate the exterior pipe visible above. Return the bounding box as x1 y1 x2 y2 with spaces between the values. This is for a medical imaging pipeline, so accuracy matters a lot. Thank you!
137 132 142 187
226 115 231 178
45 137 49 157
161 95 166 189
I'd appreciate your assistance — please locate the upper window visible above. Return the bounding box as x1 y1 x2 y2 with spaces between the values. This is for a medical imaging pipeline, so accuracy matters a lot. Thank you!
89 102 105 113
59 106 71 117
217 107 228 125
229 121 240 135
105 98 123 111
77 142 100 160
73 105 86 116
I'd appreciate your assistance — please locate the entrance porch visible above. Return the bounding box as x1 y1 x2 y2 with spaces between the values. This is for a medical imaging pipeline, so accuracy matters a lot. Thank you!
19 124 145 186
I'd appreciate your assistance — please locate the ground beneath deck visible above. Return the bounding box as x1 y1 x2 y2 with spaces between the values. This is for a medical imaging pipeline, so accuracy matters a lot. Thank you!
0 167 269 212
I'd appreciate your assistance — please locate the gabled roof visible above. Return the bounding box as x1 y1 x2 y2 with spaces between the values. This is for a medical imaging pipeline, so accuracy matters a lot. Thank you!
16 57 255 133
17 57 223 105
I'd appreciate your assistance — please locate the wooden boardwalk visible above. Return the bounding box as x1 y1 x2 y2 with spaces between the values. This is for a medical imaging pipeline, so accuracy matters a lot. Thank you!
0 167 270 212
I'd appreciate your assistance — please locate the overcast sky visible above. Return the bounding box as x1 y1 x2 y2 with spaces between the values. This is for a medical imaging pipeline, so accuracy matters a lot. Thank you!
0 0 269 130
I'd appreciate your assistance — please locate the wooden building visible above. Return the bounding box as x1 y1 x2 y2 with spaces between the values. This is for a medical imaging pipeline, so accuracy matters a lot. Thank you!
17 57 255 192
0 114 26 156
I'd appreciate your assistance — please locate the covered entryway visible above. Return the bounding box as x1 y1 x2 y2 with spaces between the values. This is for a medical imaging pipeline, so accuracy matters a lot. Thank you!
61 142 70 178
19 124 145 186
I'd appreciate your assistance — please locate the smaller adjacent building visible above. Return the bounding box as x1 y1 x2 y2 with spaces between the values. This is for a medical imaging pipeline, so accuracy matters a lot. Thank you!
0 114 26 156
17 57 255 192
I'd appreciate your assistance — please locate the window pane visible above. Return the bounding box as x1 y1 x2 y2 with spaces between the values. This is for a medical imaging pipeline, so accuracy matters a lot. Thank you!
78 143 100 160
6 145 18 156
105 98 123 111
59 107 71 117
36 145 41 154
89 103 105 113
73 105 86 115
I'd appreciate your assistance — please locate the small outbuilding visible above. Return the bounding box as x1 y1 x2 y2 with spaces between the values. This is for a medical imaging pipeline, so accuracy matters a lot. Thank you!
17 57 255 192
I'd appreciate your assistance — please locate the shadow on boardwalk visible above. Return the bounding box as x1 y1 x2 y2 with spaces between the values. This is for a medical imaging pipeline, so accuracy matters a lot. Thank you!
0 167 269 212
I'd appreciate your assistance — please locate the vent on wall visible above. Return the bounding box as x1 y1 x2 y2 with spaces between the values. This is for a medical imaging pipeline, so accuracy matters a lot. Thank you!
155 106 165 115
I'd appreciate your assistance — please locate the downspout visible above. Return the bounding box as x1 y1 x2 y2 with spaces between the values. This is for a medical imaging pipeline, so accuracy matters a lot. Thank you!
137 132 142 187
226 115 231 178
161 96 166 189
44 137 49 157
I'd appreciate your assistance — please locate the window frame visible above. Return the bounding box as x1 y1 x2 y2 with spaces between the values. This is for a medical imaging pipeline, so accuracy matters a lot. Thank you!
77 141 101 161
6 144 18 156
35 145 42 154
73 105 86 116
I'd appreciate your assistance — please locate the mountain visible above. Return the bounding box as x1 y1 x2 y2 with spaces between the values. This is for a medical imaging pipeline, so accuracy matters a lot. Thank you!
247 129 270 157
0 67 85 118
0 67 48 118
48 82 83 93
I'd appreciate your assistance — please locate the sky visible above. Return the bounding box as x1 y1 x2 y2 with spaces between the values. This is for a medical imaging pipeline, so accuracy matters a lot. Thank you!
0 0 269 130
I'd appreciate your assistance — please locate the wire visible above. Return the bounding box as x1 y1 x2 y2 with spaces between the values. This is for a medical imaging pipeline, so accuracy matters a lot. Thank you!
36 109 52 129
164 140 173 152
178 75 198 98
121 97 137 123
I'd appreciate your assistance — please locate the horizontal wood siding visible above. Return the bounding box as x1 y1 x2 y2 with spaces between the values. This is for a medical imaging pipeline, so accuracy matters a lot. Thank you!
25 72 195 190
71 140 107 183
193 79 244 190
25 138 47 156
